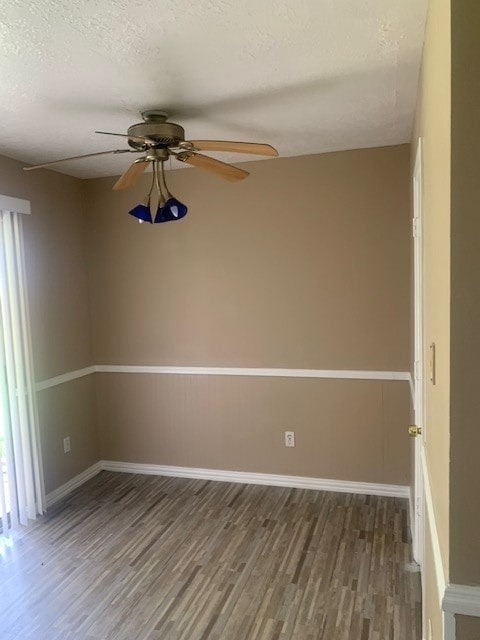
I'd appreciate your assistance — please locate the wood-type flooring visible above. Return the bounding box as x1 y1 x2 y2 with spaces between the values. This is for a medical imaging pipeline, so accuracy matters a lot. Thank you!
0 471 421 639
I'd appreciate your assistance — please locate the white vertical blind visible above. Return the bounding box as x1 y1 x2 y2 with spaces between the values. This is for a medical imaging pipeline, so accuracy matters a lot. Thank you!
0 209 44 533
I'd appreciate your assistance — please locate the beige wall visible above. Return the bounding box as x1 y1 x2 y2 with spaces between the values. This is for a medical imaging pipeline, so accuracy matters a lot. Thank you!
0 156 94 379
0 144 413 492
85 146 410 371
0 155 99 492
36 377 98 493
449 0 480 587
456 615 480 640
412 0 452 634
97 374 410 484
414 0 480 632
413 0 451 585
85 146 412 482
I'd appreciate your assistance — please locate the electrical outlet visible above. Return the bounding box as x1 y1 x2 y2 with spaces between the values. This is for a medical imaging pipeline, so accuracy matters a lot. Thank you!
284 431 295 447
63 436 71 454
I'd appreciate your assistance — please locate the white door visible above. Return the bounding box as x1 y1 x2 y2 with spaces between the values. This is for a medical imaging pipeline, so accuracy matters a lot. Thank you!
412 139 425 567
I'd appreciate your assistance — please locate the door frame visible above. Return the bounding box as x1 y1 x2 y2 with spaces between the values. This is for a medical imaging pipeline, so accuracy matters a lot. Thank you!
412 138 425 568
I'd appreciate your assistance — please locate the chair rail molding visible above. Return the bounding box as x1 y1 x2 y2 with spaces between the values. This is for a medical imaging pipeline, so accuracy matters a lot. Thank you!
443 584 480 618
36 364 412 391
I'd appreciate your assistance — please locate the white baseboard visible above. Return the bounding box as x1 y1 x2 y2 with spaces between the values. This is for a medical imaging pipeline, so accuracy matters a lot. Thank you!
100 460 409 498
45 460 409 509
45 461 103 507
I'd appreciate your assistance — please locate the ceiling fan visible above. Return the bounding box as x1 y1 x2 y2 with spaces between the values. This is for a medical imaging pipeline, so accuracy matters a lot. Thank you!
23 110 279 190
24 110 278 224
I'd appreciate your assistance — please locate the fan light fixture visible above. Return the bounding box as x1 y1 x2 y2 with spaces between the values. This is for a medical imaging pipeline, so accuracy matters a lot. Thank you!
128 202 153 224
129 160 188 225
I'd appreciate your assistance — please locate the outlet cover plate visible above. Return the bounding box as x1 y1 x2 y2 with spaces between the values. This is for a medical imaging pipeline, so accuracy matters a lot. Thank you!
285 431 295 447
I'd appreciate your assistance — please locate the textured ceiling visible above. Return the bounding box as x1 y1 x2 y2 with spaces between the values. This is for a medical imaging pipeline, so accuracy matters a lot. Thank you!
0 0 426 179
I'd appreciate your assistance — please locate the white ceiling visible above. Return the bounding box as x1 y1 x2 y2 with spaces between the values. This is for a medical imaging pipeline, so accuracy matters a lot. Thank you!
0 0 426 179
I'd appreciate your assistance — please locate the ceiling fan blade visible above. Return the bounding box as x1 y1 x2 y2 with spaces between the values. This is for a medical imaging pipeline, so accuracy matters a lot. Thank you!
23 149 138 171
176 152 249 182
95 131 154 145
112 159 149 191
187 140 278 157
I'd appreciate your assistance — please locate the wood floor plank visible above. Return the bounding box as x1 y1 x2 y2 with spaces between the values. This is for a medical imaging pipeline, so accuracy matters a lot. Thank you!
0 472 421 640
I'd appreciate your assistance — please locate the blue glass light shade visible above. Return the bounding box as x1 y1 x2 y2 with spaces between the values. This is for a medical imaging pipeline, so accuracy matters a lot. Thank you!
154 198 188 224
129 204 153 223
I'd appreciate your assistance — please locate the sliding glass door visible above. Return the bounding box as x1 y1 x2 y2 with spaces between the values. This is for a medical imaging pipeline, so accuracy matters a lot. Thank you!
0 207 44 535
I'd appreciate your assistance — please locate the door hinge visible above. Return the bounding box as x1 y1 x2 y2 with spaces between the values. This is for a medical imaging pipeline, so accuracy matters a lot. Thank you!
412 218 418 238
416 497 422 517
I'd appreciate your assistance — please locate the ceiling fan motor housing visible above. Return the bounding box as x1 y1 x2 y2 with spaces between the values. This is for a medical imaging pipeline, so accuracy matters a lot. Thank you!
127 121 185 149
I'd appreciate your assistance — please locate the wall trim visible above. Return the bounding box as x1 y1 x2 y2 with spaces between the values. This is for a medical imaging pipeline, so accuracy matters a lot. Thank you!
100 460 409 498
35 365 96 391
408 372 415 405
36 364 412 390
0 194 31 215
421 449 480 638
444 613 455 640
443 585 480 617
45 461 103 507
422 446 451 639
422 447 447 604
409 484 415 548
44 460 409 507
95 364 411 381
